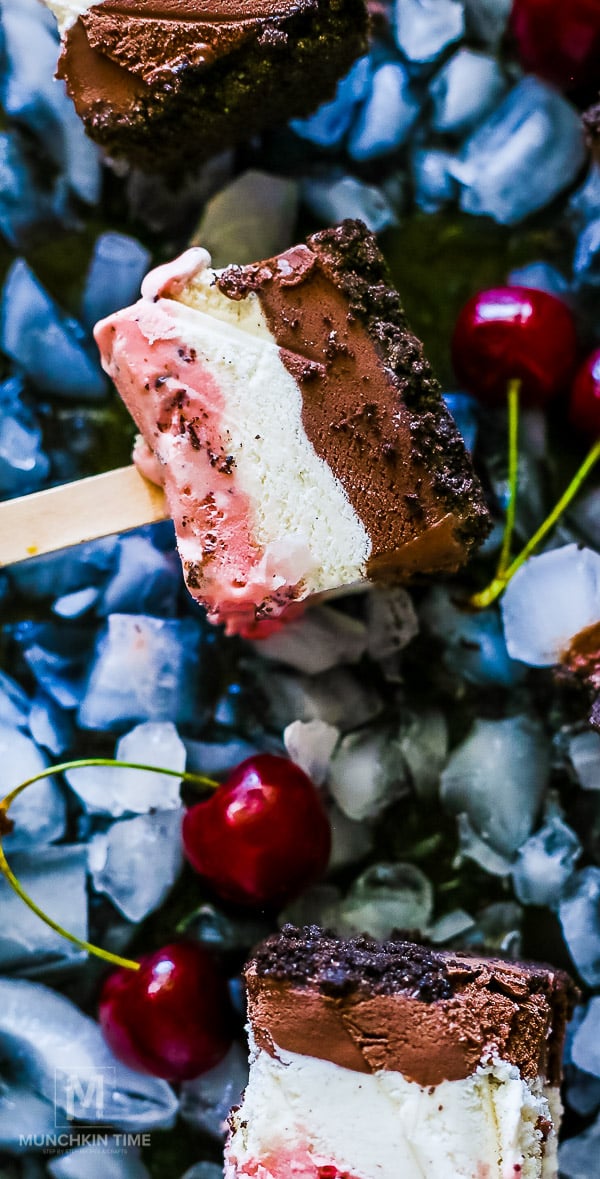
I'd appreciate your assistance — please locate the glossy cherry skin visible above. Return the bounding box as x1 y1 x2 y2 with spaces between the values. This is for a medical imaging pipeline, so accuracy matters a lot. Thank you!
99 942 233 1081
182 754 331 909
451 286 578 407
569 348 600 437
509 0 600 100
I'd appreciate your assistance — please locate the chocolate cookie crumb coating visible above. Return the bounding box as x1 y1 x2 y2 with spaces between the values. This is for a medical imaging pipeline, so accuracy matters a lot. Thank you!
52 0 369 171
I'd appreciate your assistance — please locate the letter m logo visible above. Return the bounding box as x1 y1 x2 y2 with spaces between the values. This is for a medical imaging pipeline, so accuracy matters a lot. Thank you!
55 1067 116 1128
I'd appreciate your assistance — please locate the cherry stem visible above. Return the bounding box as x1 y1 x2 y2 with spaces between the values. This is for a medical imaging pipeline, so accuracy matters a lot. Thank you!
0 757 219 973
496 378 521 577
471 436 600 610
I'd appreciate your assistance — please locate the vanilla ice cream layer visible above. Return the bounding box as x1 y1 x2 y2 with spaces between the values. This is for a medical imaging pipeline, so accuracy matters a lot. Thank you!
95 250 370 631
44 1 88 35
226 1042 559 1179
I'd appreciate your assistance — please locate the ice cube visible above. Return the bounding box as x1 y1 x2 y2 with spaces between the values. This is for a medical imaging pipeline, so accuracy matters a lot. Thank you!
0 131 58 248
364 586 419 660
180 1042 248 1138
398 709 448 801
507 261 570 299
559 1117 600 1179
573 217 600 287
568 163 600 232
88 810 183 922
338 862 434 939
28 692 74 756
422 586 523 687
181 903 270 954
254 606 366 675
394 0 464 63
0 1081 56 1152
301 173 397 234
571 997 600 1079
283 719 339 785
53 586 101 619
66 721 185 816
443 393 478 453
567 730 600 791
48 1141 151 1178
347 62 420 161
461 901 523 956
183 736 261 778
457 814 514 876
411 147 458 213
0 0 101 205
511 817 581 907
559 868 600 987
0 403 49 497
261 667 383 731
463 0 511 46
281 883 344 930
11 620 94 711
180 1166 224 1179
501 545 600 667
192 171 299 269
0 845 87 974
9 538 118 602
81 233 151 330
440 716 549 856
78 615 205 731
328 725 409 821
291 56 371 148
571 486 600 549
0 668 30 728
430 50 507 135
450 78 586 225
0 260 106 400
99 534 181 618
0 723 66 851
0 978 178 1128
328 802 374 869
565 1068 600 1118
428 909 475 944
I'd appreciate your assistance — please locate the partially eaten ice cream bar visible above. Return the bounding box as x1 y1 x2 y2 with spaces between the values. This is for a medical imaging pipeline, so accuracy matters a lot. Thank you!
227 925 578 1179
92 219 489 634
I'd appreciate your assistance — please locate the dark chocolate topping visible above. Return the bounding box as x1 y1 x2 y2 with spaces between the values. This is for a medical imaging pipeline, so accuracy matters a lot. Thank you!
252 924 575 1006
247 925 578 1087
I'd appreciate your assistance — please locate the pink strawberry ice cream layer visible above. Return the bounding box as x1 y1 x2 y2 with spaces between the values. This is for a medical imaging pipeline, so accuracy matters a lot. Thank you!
225 1150 361 1179
95 298 310 635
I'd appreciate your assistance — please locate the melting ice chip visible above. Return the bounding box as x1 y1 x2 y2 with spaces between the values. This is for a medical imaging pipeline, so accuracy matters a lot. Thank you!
0 978 178 1129
501 545 600 670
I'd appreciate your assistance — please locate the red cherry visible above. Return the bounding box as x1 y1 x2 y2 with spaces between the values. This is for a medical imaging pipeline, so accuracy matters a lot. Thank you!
99 942 233 1081
569 348 600 437
509 0 600 100
182 754 331 909
451 286 578 407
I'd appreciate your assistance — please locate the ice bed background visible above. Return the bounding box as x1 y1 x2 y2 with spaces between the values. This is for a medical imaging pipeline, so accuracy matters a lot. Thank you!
0 0 599 1176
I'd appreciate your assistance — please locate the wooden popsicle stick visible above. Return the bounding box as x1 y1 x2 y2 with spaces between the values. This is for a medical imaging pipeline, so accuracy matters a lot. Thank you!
0 466 168 567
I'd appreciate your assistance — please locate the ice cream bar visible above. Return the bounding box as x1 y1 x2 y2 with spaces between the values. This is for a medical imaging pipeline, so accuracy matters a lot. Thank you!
44 0 369 170
94 219 490 635
226 925 578 1179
